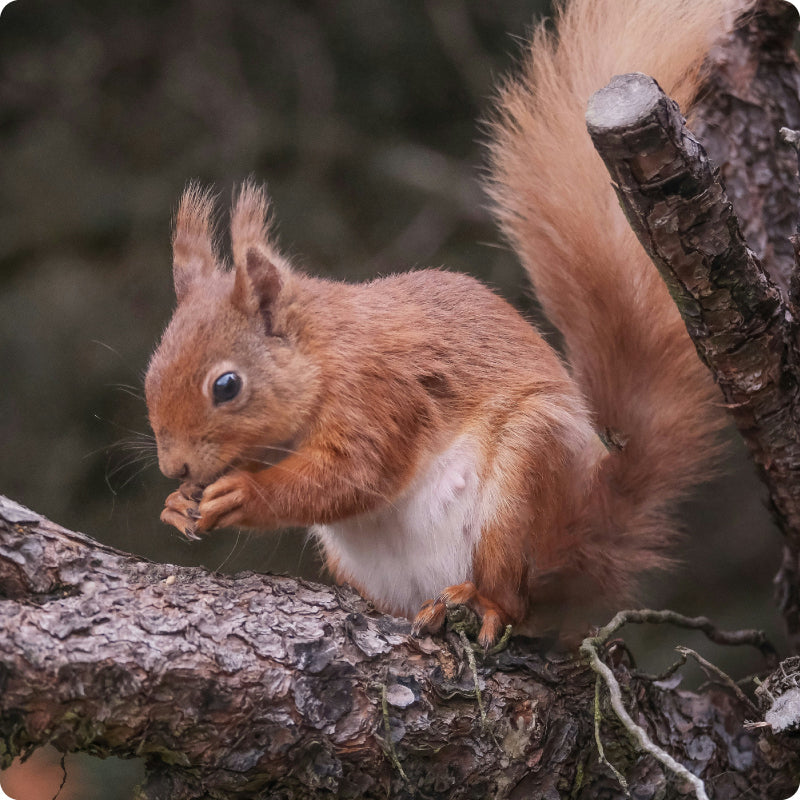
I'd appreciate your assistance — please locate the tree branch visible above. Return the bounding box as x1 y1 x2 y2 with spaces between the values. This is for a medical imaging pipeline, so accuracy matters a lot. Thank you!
0 495 792 798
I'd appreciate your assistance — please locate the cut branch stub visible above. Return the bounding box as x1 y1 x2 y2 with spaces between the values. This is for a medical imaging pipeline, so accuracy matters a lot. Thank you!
586 72 785 370
586 72 800 647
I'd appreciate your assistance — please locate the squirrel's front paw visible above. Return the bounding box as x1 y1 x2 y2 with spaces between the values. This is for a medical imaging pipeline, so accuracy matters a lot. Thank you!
161 487 203 540
196 472 251 532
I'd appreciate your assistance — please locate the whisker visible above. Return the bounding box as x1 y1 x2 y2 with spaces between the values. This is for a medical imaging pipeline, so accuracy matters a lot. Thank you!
91 339 128 362
88 443 156 480
91 339 150 385
240 471 282 521
111 457 158 490
101 438 159 496
109 383 145 402
251 443 302 457
93 413 155 441
215 529 249 573
119 463 156 492
104 466 118 497
264 527 287 564
297 530 317 572
83 433 155 462
106 455 146 481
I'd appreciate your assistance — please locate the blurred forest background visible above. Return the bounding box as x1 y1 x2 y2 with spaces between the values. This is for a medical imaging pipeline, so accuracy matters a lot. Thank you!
0 0 789 797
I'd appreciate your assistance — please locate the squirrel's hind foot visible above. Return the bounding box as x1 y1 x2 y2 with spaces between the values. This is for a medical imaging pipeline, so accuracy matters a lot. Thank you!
412 581 511 650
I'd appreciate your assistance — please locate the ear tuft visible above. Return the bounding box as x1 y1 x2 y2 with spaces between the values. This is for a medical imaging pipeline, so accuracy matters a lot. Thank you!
172 182 218 302
230 180 273 268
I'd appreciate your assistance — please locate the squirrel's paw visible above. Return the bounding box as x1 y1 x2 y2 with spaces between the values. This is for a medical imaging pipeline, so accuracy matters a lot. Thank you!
196 472 251 532
161 488 202 540
412 582 508 650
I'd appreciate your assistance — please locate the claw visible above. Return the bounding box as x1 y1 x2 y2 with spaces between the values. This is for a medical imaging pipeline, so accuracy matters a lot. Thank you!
180 482 204 503
412 598 447 637
413 582 512 649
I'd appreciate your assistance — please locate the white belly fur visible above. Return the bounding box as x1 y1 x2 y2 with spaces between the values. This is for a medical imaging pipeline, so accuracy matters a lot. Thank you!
311 436 489 618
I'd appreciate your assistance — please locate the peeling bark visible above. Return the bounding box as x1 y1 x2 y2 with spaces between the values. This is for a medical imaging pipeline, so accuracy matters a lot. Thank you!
0 495 794 798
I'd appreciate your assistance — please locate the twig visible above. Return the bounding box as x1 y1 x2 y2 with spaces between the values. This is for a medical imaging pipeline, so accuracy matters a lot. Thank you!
486 624 513 656
380 684 409 783
581 635 710 800
675 646 759 717
593 609 777 667
592 674 629 795
52 753 68 800
581 608 776 800
780 127 800 165
456 629 487 730
632 652 688 683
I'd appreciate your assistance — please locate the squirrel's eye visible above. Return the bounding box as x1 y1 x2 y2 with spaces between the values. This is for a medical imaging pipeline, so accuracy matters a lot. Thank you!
212 371 242 405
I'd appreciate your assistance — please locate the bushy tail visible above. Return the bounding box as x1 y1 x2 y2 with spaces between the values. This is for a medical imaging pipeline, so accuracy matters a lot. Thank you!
487 0 752 594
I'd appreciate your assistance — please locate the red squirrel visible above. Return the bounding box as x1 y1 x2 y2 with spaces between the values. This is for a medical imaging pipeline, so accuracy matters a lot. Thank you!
145 0 753 648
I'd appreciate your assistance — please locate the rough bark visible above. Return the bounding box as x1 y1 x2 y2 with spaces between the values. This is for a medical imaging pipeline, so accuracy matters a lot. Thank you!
0 495 793 799
692 0 800 294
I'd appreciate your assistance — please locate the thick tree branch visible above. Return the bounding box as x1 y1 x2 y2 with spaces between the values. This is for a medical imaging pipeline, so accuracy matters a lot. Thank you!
586 0 800 650
0 495 792 798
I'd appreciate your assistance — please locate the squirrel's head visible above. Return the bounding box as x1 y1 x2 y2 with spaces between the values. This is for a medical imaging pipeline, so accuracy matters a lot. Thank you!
145 182 320 487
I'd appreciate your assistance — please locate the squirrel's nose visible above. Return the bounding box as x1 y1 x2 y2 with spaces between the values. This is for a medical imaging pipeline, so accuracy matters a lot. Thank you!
161 460 190 482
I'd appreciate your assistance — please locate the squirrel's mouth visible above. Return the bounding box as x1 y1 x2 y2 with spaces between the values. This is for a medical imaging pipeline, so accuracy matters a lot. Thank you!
180 462 235 497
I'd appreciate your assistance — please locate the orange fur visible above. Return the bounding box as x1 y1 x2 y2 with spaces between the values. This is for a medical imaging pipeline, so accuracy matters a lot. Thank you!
145 0 752 645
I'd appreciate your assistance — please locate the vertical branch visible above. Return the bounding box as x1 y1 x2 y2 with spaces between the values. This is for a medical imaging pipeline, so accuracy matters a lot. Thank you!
691 0 800 294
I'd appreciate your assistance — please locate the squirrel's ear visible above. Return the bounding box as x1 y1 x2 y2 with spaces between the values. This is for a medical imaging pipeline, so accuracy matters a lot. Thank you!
232 245 284 332
230 181 285 332
172 183 217 303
